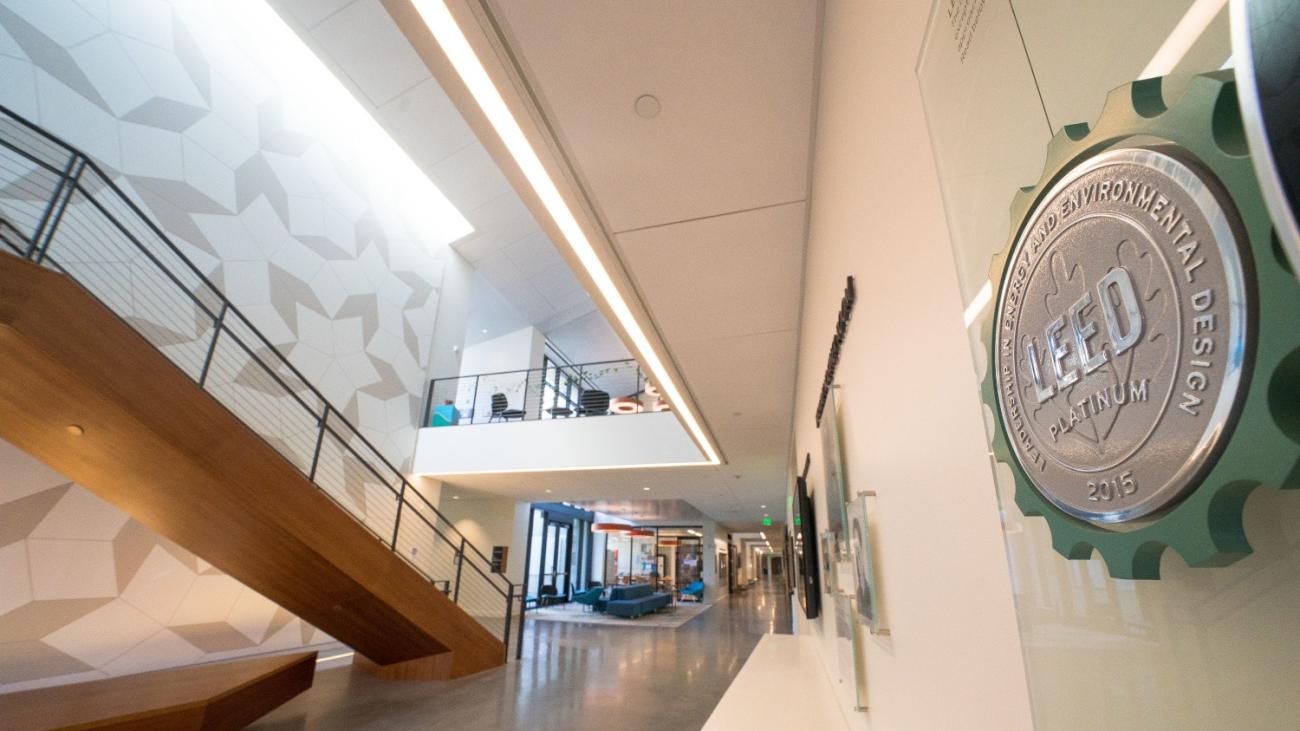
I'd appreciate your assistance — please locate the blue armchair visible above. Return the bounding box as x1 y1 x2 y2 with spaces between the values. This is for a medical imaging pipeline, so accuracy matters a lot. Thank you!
573 587 603 612
679 580 704 602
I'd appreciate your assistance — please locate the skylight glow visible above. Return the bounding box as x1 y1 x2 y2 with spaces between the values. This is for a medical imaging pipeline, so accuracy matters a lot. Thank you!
196 1 472 247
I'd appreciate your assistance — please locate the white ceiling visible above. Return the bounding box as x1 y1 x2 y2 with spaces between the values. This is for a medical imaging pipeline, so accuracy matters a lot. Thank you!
494 1 818 234
443 0 820 529
269 0 599 340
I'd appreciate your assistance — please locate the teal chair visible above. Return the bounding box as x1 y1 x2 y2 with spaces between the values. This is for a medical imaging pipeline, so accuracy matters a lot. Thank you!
573 587 603 612
680 581 704 602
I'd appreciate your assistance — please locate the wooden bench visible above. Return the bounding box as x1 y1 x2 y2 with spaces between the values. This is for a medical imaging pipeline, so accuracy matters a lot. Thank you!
0 651 316 730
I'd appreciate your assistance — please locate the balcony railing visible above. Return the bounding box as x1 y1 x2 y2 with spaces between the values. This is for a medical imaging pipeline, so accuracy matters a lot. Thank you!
0 104 524 658
423 358 670 427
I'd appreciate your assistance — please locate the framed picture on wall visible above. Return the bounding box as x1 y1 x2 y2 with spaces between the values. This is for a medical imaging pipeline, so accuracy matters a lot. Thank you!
820 385 850 556
847 494 880 631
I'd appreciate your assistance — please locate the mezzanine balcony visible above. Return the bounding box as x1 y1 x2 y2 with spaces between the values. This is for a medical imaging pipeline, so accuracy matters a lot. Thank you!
412 358 707 475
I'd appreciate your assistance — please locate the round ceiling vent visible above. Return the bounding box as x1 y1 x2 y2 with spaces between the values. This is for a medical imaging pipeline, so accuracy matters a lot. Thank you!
634 94 661 119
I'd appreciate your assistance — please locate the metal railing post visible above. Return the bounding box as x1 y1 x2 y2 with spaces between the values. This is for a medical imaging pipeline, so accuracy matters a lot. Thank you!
30 154 86 264
470 375 480 424
503 583 515 658
576 365 585 415
453 536 466 602
390 481 406 550
421 379 435 428
197 303 228 387
525 368 535 420
515 588 526 660
307 404 329 482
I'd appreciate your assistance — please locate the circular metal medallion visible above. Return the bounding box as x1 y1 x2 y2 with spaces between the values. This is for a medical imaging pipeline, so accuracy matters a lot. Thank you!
993 147 1251 523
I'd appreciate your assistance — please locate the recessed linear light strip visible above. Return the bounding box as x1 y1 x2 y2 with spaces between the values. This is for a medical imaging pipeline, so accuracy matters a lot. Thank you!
412 0 719 465
419 459 712 478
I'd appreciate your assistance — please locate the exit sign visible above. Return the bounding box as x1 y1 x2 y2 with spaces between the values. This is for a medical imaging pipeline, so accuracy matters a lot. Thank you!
762 517 772 526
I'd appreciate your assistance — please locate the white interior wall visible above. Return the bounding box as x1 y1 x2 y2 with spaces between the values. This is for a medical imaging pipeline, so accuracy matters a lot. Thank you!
426 252 475 383
458 326 545 377
436 496 531 586
0 440 339 694
789 1 1033 728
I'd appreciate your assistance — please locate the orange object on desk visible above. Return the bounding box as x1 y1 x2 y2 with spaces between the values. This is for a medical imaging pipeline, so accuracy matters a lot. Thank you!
610 397 642 414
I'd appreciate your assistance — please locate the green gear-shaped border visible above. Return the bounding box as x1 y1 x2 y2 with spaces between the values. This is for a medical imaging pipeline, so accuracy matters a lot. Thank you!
980 71 1300 580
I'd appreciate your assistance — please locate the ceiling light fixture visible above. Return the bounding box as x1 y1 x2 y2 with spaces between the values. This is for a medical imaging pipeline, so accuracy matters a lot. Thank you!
642 487 651 491
411 0 720 466
629 528 655 538
592 523 632 534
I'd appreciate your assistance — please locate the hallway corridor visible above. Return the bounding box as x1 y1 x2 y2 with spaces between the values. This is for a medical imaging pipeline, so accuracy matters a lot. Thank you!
251 581 792 730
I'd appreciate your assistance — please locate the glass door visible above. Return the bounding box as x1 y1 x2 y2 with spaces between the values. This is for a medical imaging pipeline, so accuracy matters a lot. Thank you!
541 520 572 601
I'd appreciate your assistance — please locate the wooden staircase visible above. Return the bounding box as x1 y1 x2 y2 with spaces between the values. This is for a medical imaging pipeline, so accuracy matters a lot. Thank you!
0 254 505 678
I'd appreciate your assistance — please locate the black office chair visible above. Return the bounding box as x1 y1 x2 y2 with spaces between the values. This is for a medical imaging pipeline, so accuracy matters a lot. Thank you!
577 389 610 416
490 393 525 422
539 584 558 607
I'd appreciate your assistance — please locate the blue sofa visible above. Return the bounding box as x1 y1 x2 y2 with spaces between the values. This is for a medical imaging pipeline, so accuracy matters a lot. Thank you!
604 583 672 618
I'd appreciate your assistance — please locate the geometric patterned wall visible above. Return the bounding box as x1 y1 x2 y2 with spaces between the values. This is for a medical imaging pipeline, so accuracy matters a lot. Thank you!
0 439 332 693
0 0 467 468
0 0 471 690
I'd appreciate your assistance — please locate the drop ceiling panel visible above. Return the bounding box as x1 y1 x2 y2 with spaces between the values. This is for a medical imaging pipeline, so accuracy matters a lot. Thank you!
276 0 355 30
505 230 567 272
430 142 513 213
310 0 431 108
474 249 528 288
615 202 807 345
671 330 798 425
374 78 477 169
493 0 818 232
547 310 635 364
462 191 538 251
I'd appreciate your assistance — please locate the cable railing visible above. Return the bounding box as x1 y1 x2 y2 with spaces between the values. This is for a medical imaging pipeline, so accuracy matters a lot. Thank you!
423 357 672 427
0 105 522 658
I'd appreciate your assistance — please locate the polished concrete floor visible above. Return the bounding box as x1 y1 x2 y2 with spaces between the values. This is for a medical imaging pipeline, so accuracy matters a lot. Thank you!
251 579 792 731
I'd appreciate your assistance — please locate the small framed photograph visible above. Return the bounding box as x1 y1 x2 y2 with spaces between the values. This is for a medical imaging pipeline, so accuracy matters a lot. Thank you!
820 531 837 593
847 495 880 631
